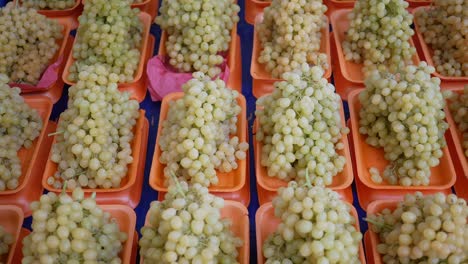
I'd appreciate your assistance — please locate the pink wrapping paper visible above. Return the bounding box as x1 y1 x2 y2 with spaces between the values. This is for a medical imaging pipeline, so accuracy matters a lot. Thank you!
147 55 230 101
9 56 63 92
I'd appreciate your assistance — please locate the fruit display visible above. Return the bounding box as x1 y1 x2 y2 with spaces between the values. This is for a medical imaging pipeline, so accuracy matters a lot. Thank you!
22 188 128 263
257 0 328 78
21 0 76 10
0 75 43 191
256 65 347 186
158 72 248 188
49 64 140 190
262 182 362 263
342 0 416 73
155 0 240 78
67 0 143 83
139 181 243 263
448 86 468 157
415 0 467 77
367 192 468 263
358 62 448 186
0 2 63 85
0 226 13 259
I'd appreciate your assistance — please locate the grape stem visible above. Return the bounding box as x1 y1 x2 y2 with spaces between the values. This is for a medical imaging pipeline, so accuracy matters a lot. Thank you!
304 166 312 189
364 217 393 231
169 171 186 198
61 181 68 194
48 130 64 137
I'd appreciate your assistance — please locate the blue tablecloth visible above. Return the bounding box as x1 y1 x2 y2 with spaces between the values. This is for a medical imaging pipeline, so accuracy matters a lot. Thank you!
3 0 370 262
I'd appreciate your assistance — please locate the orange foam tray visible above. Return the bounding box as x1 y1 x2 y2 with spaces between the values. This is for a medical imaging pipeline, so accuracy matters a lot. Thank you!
244 0 270 25
157 24 242 93
42 110 149 208
445 88 467 179
256 202 366 264
413 7 468 85
0 96 53 216
140 200 250 264
62 12 153 102
132 0 159 19
0 205 23 264
253 98 354 205
348 89 456 209
251 13 332 98
149 92 248 193
330 9 420 99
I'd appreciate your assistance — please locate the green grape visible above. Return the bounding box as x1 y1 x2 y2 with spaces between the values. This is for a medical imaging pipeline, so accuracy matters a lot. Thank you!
448 85 468 157
0 225 13 259
22 0 76 10
367 192 468 263
0 3 63 85
342 0 416 73
50 64 140 190
0 75 43 191
139 182 243 263
256 64 347 186
415 0 467 77
158 72 248 187
69 0 143 84
22 188 128 263
263 182 362 264
155 0 240 78
257 0 329 78
359 62 448 186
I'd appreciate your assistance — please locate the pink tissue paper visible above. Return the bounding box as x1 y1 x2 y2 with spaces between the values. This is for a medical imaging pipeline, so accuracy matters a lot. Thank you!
9 56 63 93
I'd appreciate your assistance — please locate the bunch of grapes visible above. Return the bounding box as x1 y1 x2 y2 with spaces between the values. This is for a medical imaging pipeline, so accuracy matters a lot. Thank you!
257 0 328 78
22 188 128 263
68 0 143 83
155 0 240 78
0 2 63 85
49 64 140 190
263 182 362 263
415 0 467 77
367 192 468 263
139 181 243 263
342 0 416 73
0 226 13 259
256 65 347 186
0 75 43 191
22 0 76 10
158 72 248 187
359 62 448 186
448 85 468 157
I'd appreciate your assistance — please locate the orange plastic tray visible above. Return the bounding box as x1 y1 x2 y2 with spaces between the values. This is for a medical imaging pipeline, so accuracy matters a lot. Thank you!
331 9 420 99
0 96 52 216
62 12 153 102
149 92 248 193
244 0 270 25
445 88 467 179
42 110 149 208
413 7 468 85
158 25 242 93
132 0 159 19
256 202 366 264
324 0 355 17
12 228 29 264
253 99 354 204
348 89 456 209
251 13 332 98
0 205 23 264
140 200 249 264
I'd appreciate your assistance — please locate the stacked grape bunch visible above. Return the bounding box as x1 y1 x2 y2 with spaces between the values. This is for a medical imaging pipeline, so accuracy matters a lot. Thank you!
367 192 468 263
263 182 362 263
256 65 347 186
448 85 468 157
155 0 240 78
0 75 43 191
0 226 13 259
22 0 76 10
22 188 128 263
68 0 143 83
49 64 140 189
257 0 328 78
139 182 242 263
359 63 448 186
416 0 467 77
342 0 416 73
0 2 63 85
159 72 248 187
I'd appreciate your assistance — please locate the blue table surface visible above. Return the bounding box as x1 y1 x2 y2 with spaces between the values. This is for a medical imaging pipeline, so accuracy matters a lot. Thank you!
3 0 372 262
